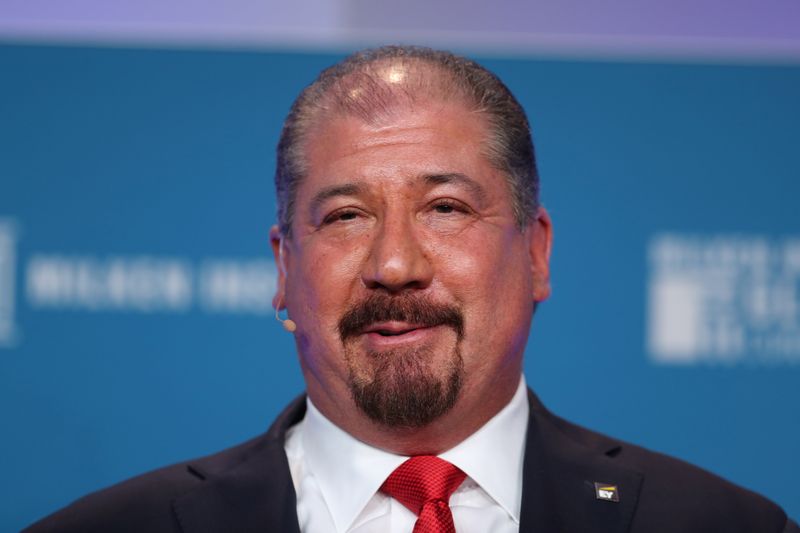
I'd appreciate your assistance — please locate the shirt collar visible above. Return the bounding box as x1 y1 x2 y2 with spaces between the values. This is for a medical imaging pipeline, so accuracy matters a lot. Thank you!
302 399 407 533
439 375 529 523
301 375 529 531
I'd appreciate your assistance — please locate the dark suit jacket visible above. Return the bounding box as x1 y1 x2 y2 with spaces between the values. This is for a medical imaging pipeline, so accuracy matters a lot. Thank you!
26 390 799 532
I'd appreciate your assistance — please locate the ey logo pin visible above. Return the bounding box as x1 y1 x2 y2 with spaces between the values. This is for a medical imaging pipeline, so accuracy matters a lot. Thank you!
594 482 619 502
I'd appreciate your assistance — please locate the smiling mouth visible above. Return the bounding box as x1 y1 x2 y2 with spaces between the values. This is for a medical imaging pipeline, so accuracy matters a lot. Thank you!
365 323 427 337
359 322 440 345
375 329 418 337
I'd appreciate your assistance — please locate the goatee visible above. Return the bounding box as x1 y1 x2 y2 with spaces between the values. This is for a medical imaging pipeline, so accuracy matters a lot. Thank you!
339 293 465 428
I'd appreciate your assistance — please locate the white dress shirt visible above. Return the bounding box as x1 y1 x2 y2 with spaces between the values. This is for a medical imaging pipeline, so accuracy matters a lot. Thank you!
284 375 529 533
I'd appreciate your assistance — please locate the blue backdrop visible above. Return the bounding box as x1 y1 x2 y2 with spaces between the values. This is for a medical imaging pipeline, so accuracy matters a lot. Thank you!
1 43 798 530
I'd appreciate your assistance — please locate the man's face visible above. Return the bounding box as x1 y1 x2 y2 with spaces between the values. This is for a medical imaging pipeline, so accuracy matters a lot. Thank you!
272 98 551 442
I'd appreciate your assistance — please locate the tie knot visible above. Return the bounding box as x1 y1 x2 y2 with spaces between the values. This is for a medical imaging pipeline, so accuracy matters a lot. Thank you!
381 456 467 515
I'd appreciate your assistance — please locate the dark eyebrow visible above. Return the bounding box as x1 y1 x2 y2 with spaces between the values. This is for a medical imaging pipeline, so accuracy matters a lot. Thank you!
310 183 364 215
423 173 486 197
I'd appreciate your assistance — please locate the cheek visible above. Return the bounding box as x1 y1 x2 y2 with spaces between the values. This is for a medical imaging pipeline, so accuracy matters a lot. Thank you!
439 232 526 304
440 234 533 353
289 248 363 381
291 244 364 327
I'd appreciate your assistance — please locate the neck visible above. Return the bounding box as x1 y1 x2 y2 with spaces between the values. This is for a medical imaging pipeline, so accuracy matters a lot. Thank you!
307 372 522 455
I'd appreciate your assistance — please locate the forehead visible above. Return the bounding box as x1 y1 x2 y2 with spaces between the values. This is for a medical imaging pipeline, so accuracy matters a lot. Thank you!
302 100 495 185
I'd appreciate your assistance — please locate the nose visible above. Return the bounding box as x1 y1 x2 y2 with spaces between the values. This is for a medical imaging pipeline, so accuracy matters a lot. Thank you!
361 214 434 293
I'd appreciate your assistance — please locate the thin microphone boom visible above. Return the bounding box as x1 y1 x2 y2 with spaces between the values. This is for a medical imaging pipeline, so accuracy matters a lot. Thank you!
275 237 297 333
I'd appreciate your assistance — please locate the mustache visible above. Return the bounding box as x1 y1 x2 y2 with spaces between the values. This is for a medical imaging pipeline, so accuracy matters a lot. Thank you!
338 293 464 341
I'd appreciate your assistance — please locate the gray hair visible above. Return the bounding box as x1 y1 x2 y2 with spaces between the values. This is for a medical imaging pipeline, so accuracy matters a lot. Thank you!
275 45 540 235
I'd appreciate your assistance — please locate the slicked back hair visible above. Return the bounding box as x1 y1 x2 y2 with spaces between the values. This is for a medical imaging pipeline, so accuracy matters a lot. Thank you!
275 45 540 236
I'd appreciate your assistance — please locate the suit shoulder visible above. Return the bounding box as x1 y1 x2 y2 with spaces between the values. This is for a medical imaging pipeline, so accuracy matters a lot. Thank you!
24 433 274 533
619 441 789 532
547 411 791 532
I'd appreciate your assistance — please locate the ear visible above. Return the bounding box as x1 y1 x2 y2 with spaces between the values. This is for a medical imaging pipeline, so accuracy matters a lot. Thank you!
270 225 288 310
528 207 552 302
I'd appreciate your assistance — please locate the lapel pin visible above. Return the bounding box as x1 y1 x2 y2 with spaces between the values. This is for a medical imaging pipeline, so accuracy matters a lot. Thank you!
594 482 619 502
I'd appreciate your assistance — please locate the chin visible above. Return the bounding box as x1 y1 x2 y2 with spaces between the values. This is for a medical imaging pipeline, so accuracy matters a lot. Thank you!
347 345 464 428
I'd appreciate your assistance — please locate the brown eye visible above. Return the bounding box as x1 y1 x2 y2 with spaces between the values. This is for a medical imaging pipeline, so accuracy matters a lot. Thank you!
323 209 360 225
431 199 470 216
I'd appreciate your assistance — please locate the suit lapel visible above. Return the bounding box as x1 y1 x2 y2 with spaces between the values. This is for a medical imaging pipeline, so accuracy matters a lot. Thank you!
172 398 306 533
519 390 643 533
171 390 644 533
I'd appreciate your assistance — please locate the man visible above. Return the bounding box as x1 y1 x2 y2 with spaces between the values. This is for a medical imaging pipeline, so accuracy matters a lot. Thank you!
28 46 797 532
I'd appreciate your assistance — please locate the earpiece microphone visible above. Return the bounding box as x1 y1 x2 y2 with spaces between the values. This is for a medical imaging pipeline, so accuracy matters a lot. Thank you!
274 306 297 332
274 237 297 333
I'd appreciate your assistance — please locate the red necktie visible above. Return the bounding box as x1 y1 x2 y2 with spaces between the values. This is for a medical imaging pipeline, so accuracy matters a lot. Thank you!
381 455 467 533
